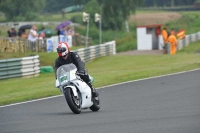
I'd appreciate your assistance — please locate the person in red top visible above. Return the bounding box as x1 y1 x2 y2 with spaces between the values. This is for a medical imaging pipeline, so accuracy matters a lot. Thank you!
38 27 46 38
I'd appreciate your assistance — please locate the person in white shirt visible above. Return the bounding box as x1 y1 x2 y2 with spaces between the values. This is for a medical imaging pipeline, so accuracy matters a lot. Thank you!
65 27 74 47
28 25 38 52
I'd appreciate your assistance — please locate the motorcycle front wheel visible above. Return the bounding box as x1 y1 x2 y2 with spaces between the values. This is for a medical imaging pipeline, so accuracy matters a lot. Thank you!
64 88 81 114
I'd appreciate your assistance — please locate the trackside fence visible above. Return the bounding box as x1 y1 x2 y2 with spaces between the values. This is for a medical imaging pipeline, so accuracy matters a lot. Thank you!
73 41 116 63
0 35 93 53
0 55 40 80
177 31 200 50
0 37 46 53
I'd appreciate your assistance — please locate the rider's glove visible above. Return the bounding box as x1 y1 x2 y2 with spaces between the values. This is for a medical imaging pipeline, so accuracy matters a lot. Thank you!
77 69 88 75
76 71 85 76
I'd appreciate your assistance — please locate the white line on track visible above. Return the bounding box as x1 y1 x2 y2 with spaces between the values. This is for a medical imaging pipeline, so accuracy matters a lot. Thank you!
1 68 199 108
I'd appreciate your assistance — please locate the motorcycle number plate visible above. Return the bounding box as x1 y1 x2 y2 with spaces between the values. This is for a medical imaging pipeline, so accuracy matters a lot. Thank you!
60 75 69 84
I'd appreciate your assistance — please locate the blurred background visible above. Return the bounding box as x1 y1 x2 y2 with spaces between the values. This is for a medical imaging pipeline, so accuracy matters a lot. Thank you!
0 0 200 53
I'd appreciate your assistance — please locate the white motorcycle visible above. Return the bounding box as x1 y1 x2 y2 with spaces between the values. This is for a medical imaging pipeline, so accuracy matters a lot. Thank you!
55 63 100 114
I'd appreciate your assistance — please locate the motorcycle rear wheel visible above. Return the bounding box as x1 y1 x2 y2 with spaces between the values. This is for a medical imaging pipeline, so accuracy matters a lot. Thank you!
64 88 81 114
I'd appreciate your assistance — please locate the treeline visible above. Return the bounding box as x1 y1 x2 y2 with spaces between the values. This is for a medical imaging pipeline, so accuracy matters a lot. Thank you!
43 0 104 13
142 0 196 7
43 0 74 13
0 0 142 30
43 0 199 13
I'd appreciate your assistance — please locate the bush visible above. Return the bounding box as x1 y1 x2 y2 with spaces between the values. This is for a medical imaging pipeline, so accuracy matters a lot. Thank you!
25 12 40 21
115 34 137 52
71 14 82 24
74 26 85 35
195 0 200 3
12 16 26 22
87 26 99 45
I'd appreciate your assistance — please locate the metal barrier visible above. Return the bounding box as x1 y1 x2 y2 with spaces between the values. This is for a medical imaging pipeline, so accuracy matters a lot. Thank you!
0 55 40 80
177 31 200 51
73 41 116 63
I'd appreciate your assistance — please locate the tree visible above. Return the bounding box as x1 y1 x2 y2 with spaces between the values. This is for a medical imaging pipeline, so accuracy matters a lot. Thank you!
43 0 73 13
0 0 45 21
101 0 143 30
142 0 196 7
74 0 91 5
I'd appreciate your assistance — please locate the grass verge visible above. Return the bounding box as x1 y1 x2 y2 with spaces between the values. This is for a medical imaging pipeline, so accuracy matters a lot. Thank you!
0 40 200 106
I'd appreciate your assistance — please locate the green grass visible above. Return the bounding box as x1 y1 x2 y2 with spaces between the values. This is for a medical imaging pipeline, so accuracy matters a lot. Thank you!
165 11 200 34
1 10 200 106
1 40 200 106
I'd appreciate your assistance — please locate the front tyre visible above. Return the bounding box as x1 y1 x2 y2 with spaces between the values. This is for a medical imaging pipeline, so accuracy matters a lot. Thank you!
90 95 100 112
64 88 81 114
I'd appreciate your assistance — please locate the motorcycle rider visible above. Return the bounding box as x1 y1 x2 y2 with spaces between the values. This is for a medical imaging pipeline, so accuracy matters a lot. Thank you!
54 42 99 98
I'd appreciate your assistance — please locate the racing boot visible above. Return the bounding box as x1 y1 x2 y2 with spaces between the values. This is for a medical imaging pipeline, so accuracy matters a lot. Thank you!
87 82 99 98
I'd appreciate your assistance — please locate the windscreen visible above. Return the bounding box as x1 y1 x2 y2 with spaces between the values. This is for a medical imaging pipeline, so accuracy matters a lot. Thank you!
56 63 77 83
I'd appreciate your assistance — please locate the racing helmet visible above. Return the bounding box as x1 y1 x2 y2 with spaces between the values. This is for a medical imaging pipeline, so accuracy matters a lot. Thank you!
57 42 70 57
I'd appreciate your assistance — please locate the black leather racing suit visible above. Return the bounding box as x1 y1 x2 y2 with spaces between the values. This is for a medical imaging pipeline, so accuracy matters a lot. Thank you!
54 52 91 84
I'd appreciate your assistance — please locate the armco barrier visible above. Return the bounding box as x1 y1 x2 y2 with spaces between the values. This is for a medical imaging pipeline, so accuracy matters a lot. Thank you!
73 41 116 63
177 31 200 51
0 55 40 80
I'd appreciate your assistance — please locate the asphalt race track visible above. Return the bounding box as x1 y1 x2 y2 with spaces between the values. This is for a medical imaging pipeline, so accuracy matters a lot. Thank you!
1 70 200 133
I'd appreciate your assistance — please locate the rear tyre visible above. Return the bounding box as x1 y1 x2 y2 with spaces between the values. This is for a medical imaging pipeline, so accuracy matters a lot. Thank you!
90 95 100 112
64 88 81 114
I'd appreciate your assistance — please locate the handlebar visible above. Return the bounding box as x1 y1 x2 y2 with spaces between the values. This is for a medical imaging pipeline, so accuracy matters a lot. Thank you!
76 71 86 76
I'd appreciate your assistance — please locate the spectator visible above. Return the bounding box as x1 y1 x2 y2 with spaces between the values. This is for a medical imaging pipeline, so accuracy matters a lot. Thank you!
21 29 28 39
38 27 46 47
28 25 38 52
156 27 161 37
161 27 169 54
66 27 75 36
7 30 11 37
57 29 61 36
7 26 17 37
170 28 176 35
65 27 74 47
59 27 66 35
38 27 46 38
167 29 178 55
